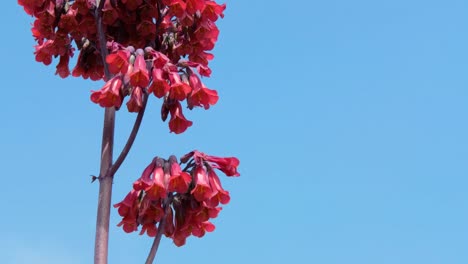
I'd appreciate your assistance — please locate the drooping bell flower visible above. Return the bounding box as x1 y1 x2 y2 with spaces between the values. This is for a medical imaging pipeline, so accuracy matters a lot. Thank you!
167 155 192 193
55 55 70 78
106 50 130 75
187 73 218 109
90 75 124 109
205 155 240 177
133 159 156 191
191 166 213 202
114 189 141 233
168 101 193 134
145 158 168 200
169 72 192 101
206 169 230 207
130 52 150 88
148 68 170 98
126 86 144 112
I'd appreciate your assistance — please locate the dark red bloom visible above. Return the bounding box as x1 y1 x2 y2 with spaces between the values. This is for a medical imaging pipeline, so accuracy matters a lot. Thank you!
126 86 144 113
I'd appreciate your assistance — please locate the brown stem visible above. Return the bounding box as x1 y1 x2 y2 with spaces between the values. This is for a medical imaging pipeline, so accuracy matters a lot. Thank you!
94 1 114 264
94 107 115 264
145 196 172 264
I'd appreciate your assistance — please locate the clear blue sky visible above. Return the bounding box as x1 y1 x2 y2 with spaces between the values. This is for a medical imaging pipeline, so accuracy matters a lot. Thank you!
2 0 468 263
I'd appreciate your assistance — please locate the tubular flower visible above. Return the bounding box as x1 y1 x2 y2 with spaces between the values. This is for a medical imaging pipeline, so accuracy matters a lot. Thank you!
114 151 239 246
168 101 193 134
90 76 123 109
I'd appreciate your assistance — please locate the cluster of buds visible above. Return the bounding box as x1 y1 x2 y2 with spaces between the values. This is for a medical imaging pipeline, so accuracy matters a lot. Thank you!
114 150 239 246
18 0 226 133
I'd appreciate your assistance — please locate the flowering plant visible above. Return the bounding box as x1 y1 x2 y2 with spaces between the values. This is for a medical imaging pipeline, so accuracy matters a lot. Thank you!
18 0 239 263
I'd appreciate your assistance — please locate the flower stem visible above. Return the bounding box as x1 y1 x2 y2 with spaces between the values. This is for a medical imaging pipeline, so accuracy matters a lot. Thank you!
94 107 116 264
94 1 114 263
108 92 149 177
145 196 172 264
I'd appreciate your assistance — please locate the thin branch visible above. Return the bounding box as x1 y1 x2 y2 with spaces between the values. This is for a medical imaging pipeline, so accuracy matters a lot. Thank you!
107 92 149 178
145 195 173 264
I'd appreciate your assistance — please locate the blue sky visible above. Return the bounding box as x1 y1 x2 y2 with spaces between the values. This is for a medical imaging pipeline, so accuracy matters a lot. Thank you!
2 0 468 263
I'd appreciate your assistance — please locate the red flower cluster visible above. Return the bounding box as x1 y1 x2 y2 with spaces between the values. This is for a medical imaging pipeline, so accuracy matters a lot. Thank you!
18 0 225 133
114 151 239 246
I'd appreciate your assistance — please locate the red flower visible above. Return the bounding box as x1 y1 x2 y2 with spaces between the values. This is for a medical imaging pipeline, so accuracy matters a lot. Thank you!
126 86 144 113
148 68 170 98
133 160 156 191
205 155 240 177
130 53 150 88
168 101 193 134
55 55 70 78
187 74 218 109
206 170 230 207
203 2 226 21
145 160 168 200
102 0 119 25
191 167 213 202
90 76 123 108
114 190 140 233
169 72 192 101
106 50 130 75
168 156 192 193
191 221 215 238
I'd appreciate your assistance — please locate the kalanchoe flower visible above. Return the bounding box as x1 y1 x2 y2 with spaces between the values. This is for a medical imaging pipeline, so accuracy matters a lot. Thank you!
168 101 193 134
149 68 170 98
187 73 218 109
113 151 239 246
114 189 141 233
130 51 150 88
126 86 144 113
169 72 192 101
106 50 130 75
191 167 213 202
205 155 241 177
168 155 192 193
145 158 168 200
90 76 124 109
